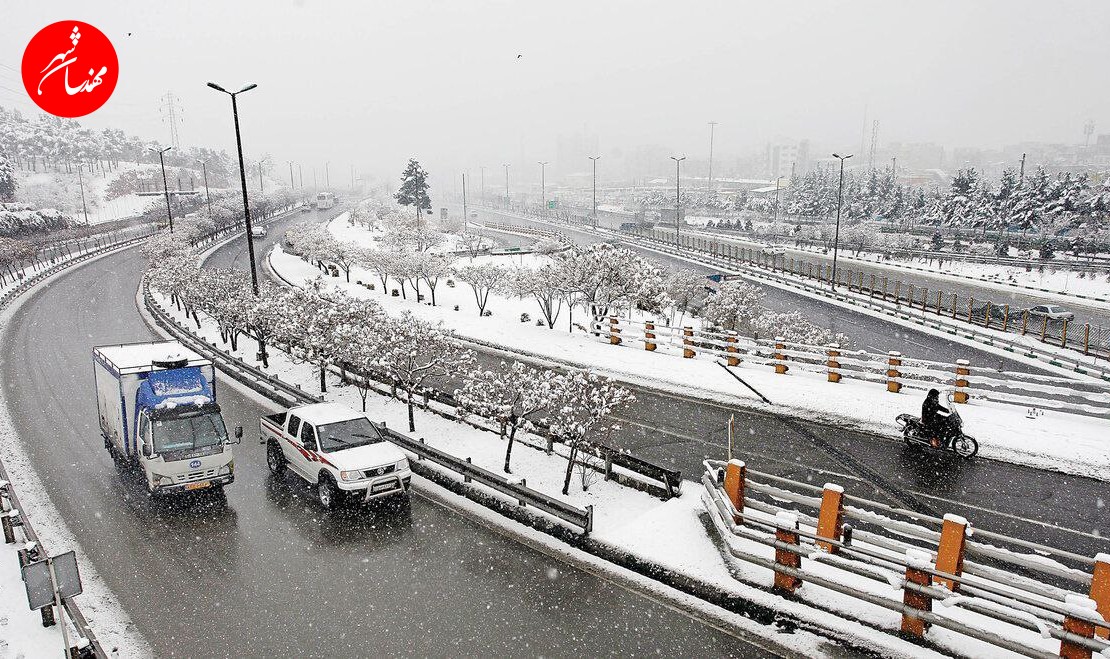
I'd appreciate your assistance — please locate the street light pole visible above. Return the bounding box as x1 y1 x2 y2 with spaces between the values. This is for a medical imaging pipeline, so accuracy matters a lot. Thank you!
538 161 548 211
831 153 853 291
773 176 783 224
462 173 468 233
480 166 485 204
77 164 90 226
197 160 212 217
258 161 264 193
707 121 717 191
503 163 510 205
588 155 601 228
670 155 686 247
325 161 330 189
207 81 260 296
150 146 174 233
288 161 295 189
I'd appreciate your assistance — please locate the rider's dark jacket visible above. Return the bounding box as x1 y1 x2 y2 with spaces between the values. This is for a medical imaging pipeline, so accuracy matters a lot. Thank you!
922 395 949 436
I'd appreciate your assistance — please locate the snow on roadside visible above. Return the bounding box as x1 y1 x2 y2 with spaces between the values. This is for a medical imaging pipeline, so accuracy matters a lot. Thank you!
268 239 1110 482
0 249 152 658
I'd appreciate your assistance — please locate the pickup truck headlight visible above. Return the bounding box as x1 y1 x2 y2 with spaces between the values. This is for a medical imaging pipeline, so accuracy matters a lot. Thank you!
396 459 409 472
340 470 361 482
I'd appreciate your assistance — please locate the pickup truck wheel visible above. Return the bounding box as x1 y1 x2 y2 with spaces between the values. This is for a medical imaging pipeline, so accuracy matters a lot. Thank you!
317 475 342 510
266 441 286 475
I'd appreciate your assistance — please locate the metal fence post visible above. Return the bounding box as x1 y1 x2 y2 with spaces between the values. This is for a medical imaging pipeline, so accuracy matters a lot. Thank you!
682 327 695 358
951 292 959 319
1084 323 1091 355
644 320 657 352
1092 554 1110 640
608 316 622 345
726 331 740 366
723 459 746 524
774 337 788 374
815 484 845 553
773 512 802 594
984 301 993 328
934 514 968 591
1061 318 1070 348
902 549 934 638
967 296 974 324
1060 596 1099 659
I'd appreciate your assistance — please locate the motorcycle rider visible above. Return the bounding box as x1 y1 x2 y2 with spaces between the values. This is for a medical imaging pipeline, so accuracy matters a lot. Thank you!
921 388 954 447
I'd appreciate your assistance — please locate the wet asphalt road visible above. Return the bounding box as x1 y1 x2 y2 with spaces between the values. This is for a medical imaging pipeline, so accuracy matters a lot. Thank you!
443 207 1108 559
1 208 770 658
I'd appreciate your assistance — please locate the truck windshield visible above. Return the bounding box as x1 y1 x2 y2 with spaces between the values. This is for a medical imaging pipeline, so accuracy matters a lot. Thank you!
316 418 382 452
153 413 228 454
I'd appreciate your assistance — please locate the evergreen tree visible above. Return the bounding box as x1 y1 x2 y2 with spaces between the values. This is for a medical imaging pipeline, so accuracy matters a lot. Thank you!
0 154 15 201
394 158 431 221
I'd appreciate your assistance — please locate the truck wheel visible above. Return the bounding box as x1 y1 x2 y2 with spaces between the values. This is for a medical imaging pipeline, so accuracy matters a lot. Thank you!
266 441 286 475
317 475 341 510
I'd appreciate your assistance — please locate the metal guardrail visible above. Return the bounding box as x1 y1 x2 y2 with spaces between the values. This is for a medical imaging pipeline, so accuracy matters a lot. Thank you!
378 426 593 534
701 459 1110 658
143 282 595 534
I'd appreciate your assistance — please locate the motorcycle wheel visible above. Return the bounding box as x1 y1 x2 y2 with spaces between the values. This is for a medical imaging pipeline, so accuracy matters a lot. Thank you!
953 435 979 459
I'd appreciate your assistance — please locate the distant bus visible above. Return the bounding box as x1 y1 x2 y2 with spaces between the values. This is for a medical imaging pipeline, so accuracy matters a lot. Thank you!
316 192 336 210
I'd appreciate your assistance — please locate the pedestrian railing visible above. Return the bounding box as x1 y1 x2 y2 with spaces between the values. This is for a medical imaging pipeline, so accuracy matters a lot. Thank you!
701 459 1110 658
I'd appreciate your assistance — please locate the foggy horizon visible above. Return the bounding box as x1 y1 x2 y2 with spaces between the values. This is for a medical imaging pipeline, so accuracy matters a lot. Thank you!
3 1 1108 184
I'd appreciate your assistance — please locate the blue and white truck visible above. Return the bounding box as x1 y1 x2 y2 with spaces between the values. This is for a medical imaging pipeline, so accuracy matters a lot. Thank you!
93 341 240 494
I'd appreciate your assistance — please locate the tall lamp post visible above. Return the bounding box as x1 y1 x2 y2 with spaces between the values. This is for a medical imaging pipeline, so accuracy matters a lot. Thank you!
830 153 853 291
206 81 260 296
197 160 212 218
288 161 295 190
773 176 784 225
538 161 548 211
670 155 686 247
503 163 510 205
150 146 174 232
588 155 601 228
77 164 90 226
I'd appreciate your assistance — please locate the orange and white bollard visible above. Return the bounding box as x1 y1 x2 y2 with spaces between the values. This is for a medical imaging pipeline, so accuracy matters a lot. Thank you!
644 320 657 351
887 351 902 393
1092 553 1109 640
826 343 841 383
726 331 740 366
1060 595 1101 659
933 513 968 592
773 337 788 374
815 483 845 554
608 316 622 345
682 326 695 358
902 548 934 637
723 459 746 524
773 512 802 594
954 359 970 403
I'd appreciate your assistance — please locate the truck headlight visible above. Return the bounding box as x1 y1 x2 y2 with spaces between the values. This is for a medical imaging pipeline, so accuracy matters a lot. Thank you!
218 462 234 476
152 474 174 486
340 470 360 482
396 459 409 472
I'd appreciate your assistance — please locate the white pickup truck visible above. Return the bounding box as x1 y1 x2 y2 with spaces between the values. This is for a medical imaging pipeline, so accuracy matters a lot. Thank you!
260 402 411 509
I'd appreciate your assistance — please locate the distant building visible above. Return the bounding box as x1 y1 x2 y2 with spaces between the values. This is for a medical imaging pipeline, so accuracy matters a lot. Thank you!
765 139 809 180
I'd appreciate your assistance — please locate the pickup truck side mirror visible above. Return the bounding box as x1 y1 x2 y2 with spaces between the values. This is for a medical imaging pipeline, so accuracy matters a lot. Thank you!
141 444 152 458
233 426 243 443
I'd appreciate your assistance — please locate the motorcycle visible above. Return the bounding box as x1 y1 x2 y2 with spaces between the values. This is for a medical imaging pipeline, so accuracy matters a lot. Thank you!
895 392 979 459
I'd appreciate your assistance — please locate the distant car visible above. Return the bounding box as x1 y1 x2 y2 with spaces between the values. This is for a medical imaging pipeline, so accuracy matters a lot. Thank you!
469 211 478 219
761 246 786 256
301 205 312 213
1027 304 1074 321
251 226 267 238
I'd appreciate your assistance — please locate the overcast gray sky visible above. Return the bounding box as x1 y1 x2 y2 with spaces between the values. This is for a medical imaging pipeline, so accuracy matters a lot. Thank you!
3 1 1108 183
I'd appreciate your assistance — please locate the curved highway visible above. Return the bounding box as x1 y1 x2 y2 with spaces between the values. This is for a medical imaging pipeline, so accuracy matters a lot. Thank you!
1 207 769 657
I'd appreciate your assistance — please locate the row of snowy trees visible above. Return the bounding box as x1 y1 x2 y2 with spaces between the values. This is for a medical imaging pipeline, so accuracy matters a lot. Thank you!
701 281 850 347
781 166 1110 237
145 231 635 494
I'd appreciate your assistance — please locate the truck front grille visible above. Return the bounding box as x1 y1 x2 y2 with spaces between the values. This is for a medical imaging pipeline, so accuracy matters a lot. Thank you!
362 464 395 479
175 469 217 483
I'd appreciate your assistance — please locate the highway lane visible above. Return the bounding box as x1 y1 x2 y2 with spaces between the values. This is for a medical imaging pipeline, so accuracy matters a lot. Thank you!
1 227 769 656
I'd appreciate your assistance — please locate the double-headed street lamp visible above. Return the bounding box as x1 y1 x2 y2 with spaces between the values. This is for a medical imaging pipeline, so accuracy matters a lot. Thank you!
149 146 173 232
670 155 686 247
830 153 854 291
588 155 601 228
206 81 260 296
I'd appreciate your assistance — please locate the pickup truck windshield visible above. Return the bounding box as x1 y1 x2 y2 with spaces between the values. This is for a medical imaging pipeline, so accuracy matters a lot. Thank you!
153 413 228 453
316 418 382 452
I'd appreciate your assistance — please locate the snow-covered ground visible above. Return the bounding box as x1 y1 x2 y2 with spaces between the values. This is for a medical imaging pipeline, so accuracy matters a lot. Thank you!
269 219 1110 482
146 279 1089 659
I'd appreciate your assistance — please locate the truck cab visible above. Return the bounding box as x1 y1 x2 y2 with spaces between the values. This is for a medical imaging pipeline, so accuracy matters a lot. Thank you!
261 403 411 509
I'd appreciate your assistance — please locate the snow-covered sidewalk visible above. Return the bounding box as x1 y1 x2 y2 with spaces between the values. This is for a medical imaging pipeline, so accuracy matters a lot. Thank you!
268 237 1110 482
